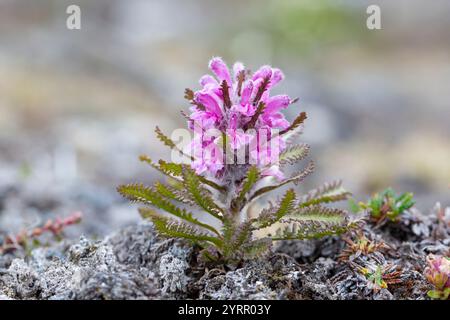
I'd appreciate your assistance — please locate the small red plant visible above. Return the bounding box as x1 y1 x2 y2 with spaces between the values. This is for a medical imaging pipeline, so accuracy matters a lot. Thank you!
0 211 82 254
339 232 390 262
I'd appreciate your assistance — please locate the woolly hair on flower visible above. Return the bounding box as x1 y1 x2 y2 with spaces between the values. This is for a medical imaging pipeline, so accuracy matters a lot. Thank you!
118 57 362 265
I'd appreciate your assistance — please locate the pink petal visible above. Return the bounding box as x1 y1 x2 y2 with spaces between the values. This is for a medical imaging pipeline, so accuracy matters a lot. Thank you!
231 103 255 117
263 113 290 129
209 57 232 85
199 74 218 88
252 65 272 81
240 80 254 106
195 91 223 119
265 95 290 114
270 68 284 87
190 111 217 129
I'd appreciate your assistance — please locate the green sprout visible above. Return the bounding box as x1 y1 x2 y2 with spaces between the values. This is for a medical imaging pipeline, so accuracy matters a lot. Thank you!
350 188 415 223
358 263 403 292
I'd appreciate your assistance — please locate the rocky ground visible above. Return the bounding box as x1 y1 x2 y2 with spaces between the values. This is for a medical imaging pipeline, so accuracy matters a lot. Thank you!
0 202 448 300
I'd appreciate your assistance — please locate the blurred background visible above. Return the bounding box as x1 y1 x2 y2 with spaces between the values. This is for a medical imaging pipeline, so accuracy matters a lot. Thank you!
0 0 449 238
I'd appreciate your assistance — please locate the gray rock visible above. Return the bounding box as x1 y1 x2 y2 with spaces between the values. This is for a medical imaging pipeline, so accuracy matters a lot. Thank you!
0 222 192 300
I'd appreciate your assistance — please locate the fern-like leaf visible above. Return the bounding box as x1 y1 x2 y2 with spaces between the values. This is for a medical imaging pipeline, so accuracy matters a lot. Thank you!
286 205 348 222
182 167 225 220
220 218 235 258
249 161 315 201
139 155 183 178
117 183 220 235
230 220 253 250
299 180 352 207
271 205 356 240
242 238 272 259
154 181 194 206
255 189 297 229
155 126 176 149
139 208 222 246
279 144 310 165
158 159 183 176
155 126 195 165
238 166 260 200
140 155 226 192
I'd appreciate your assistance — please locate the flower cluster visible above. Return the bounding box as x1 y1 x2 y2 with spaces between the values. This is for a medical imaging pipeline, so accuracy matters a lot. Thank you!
185 57 297 180
424 254 450 299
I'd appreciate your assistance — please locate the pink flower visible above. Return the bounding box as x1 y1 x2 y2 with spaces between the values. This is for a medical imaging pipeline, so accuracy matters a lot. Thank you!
424 254 450 299
186 57 298 180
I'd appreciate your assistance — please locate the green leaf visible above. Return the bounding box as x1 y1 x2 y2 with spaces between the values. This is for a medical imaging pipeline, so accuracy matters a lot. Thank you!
154 181 194 206
139 155 183 177
237 166 260 203
181 166 225 220
155 127 196 164
427 290 443 300
140 155 226 192
361 188 416 221
220 218 236 258
348 198 362 213
139 208 222 246
363 191 384 217
230 220 254 251
155 126 176 149
270 206 357 240
395 192 415 213
242 238 272 259
158 159 184 176
279 144 310 165
197 176 228 193
299 180 351 207
117 183 220 235
256 189 297 229
275 189 297 220
287 205 348 222
443 288 450 300
249 161 315 201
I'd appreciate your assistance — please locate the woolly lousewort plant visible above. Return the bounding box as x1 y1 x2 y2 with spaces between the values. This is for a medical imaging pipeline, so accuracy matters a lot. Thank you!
118 57 362 264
